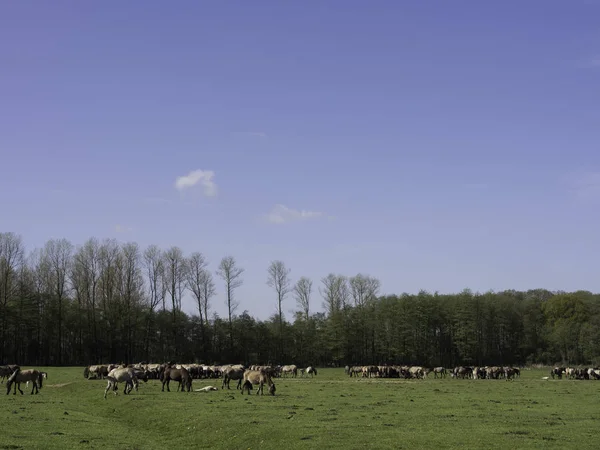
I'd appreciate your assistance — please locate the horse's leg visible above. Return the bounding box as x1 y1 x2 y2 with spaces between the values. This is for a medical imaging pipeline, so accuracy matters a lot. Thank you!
17 382 24 395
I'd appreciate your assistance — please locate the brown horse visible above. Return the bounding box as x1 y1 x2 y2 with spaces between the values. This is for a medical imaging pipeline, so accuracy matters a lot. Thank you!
161 366 192 392
6 369 44 395
222 366 245 390
241 370 276 396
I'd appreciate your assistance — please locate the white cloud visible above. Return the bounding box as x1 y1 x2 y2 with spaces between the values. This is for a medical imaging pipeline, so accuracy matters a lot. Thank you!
174 169 217 197
114 224 133 233
264 204 325 224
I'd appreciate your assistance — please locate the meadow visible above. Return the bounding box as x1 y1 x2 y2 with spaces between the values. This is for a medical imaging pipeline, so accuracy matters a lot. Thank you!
1 367 600 449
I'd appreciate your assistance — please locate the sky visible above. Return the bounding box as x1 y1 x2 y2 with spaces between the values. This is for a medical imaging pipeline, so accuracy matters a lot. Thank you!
1 0 600 320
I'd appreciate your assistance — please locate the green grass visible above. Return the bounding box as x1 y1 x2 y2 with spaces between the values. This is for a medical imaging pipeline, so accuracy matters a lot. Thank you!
1 367 600 449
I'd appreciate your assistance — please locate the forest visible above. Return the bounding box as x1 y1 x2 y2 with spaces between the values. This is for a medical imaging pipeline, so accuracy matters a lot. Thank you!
1 231 599 368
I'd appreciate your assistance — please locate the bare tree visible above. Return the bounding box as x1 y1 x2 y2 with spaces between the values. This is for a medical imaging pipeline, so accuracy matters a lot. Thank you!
98 239 121 361
72 238 101 361
0 232 25 361
41 238 73 365
349 274 381 307
267 260 291 334
200 270 215 326
186 252 209 322
163 246 186 315
142 244 165 359
28 248 50 364
118 242 144 363
143 245 165 313
293 276 312 321
349 273 381 359
186 252 215 354
319 274 349 315
216 256 244 350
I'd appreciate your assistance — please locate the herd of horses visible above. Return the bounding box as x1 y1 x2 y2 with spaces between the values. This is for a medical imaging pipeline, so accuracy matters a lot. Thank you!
82 362 318 399
345 365 523 380
549 366 600 380
7 361 600 399
94 363 286 398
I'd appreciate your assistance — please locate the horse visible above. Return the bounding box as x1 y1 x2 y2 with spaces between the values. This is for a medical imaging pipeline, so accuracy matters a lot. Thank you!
6 369 44 395
433 367 447 378
25 371 47 389
280 365 297 378
241 370 276 396
104 368 139 399
222 366 245 390
0 365 20 383
306 366 317 377
161 365 192 392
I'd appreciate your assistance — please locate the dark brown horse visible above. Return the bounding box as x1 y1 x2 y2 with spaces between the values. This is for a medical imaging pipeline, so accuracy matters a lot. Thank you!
0 365 20 383
6 369 44 395
161 366 192 392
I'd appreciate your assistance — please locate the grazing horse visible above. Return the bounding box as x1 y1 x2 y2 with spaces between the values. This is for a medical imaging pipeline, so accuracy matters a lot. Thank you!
550 367 565 379
306 366 317 377
6 369 44 395
104 368 139 399
161 366 192 392
222 366 245 390
241 370 276 396
281 365 298 378
433 367 447 378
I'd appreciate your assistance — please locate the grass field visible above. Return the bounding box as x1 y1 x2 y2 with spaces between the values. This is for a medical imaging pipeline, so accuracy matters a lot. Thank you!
1 367 600 449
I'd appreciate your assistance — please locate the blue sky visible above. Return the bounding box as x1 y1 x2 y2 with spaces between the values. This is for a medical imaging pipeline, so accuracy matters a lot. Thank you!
1 0 600 320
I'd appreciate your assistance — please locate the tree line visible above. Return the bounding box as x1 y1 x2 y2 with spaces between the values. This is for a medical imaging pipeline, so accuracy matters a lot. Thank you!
1 231 599 367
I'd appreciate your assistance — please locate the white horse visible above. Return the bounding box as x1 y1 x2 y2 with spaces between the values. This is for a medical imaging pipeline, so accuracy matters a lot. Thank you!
104 368 139 399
